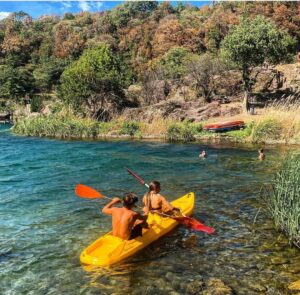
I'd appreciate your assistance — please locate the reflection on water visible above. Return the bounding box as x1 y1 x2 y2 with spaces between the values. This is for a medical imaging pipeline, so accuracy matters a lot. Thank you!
0 125 299 295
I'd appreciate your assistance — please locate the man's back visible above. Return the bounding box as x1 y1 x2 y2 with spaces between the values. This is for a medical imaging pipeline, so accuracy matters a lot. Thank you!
111 207 137 240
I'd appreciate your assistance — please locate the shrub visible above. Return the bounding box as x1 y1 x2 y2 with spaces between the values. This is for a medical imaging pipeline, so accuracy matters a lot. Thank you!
166 123 182 142
119 121 140 136
227 121 254 140
166 121 195 142
261 153 300 248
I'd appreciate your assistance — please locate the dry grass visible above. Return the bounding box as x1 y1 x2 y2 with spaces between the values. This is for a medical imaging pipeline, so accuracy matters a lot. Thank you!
250 102 300 143
204 101 300 144
140 117 170 137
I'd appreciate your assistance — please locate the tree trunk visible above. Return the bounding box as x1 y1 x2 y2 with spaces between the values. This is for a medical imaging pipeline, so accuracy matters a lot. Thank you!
242 67 251 113
243 90 249 113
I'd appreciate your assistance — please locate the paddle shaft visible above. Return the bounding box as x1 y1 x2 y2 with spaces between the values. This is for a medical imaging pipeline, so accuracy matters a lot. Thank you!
125 167 149 188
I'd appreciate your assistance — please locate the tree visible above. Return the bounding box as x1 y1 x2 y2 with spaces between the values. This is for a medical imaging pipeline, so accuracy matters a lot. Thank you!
221 16 296 112
0 65 34 100
186 53 226 103
156 46 190 79
59 44 126 120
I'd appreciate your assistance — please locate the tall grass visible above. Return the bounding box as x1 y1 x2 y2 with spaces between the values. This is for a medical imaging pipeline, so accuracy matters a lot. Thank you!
250 102 300 143
13 114 114 139
140 117 169 137
261 153 300 248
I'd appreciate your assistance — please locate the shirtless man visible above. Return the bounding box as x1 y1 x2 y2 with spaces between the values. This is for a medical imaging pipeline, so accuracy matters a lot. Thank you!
102 193 148 240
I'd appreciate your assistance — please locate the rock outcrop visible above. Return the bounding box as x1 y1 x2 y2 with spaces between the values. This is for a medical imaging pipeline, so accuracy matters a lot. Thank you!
123 63 300 122
121 100 242 122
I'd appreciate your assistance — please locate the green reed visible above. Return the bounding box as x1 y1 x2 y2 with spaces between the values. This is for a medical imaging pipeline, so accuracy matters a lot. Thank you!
261 153 300 248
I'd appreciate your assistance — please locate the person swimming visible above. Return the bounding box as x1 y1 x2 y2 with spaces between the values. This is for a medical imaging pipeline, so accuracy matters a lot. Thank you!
199 150 207 158
258 148 265 161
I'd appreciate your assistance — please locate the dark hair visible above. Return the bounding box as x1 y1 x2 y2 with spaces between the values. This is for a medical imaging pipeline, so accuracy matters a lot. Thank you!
259 148 264 153
149 181 160 193
123 193 138 208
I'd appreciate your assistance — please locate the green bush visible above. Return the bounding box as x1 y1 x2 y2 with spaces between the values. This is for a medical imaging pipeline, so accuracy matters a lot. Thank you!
166 121 195 142
251 119 282 143
119 121 140 136
227 121 254 140
190 123 203 135
261 153 300 248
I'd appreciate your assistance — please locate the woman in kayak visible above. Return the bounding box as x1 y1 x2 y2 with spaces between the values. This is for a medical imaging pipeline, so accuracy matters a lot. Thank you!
143 181 180 215
102 193 148 240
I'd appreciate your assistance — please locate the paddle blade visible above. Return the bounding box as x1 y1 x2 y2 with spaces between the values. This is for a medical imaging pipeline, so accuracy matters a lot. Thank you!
174 216 215 234
75 184 104 199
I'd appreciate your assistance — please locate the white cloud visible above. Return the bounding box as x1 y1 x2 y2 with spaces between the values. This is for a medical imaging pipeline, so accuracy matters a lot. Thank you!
60 2 72 12
94 2 103 10
77 1 103 12
78 1 90 12
61 2 72 9
0 12 10 20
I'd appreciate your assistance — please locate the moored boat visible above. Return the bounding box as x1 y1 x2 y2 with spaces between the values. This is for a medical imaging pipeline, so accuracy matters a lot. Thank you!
80 192 195 267
203 120 245 132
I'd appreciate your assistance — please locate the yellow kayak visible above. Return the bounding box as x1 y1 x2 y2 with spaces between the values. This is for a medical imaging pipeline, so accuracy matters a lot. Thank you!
80 192 195 267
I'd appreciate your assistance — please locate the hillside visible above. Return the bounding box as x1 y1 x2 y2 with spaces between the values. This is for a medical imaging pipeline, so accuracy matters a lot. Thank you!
1 1 300 144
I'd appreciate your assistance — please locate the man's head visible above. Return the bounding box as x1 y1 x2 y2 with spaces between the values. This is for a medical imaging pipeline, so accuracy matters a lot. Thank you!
123 193 138 209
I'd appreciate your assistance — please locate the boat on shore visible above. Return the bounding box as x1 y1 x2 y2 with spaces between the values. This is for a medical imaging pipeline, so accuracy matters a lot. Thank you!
80 192 195 267
203 120 245 132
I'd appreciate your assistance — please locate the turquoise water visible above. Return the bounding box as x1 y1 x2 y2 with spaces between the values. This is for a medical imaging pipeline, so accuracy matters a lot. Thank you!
0 124 299 295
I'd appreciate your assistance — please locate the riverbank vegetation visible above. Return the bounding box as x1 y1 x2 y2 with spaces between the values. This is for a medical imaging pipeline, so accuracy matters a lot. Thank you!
262 153 300 248
13 102 300 144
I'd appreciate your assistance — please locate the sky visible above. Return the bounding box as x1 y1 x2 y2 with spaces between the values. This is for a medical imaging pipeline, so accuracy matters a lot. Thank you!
0 1 211 20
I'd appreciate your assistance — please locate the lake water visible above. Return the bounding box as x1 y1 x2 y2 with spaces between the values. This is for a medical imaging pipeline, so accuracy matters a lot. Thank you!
0 125 299 294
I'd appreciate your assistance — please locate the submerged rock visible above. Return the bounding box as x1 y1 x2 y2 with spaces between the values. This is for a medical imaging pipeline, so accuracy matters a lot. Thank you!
202 278 232 295
185 280 204 294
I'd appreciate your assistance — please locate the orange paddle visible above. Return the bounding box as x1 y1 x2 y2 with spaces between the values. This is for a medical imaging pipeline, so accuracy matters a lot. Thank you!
75 184 112 200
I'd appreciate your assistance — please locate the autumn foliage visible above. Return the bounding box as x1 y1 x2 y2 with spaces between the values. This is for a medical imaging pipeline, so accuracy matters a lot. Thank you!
0 2 298 106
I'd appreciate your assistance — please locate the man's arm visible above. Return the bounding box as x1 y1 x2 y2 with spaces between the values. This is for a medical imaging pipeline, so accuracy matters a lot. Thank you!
102 198 121 215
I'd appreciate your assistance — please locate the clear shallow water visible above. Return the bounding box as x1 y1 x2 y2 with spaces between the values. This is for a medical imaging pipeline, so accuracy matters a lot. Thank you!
0 125 299 295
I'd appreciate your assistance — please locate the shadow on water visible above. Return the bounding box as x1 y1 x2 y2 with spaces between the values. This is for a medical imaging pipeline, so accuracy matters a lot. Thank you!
0 125 299 295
